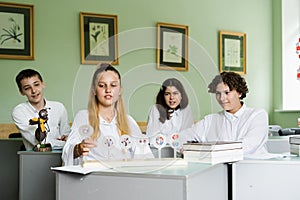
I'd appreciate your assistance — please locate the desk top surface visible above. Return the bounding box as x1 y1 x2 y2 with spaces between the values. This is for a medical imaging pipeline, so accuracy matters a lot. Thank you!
0 138 23 141
268 136 290 141
52 161 221 178
18 150 62 155
241 154 300 164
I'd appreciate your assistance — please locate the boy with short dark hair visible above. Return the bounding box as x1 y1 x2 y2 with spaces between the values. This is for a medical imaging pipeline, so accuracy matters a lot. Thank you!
12 69 70 150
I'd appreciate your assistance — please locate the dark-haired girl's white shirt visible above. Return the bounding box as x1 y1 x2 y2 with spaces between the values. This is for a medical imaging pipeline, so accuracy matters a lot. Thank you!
146 104 194 142
62 110 154 166
180 104 269 157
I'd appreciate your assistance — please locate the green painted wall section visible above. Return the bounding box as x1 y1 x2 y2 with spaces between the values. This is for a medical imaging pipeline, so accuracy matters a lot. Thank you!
0 0 276 127
272 0 300 127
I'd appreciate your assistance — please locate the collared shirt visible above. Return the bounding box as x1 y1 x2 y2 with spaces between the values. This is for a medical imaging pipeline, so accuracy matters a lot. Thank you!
12 100 71 150
62 110 154 166
181 104 269 156
146 105 194 141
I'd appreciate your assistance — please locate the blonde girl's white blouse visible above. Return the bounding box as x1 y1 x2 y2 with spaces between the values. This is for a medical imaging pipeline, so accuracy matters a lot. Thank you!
62 110 154 166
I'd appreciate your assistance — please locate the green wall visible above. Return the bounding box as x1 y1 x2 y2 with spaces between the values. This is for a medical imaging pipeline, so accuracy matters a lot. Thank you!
272 0 300 127
1 0 275 126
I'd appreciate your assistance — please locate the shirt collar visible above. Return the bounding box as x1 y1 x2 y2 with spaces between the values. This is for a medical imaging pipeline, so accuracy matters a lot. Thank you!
170 108 181 117
99 110 117 124
175 108 181 113
26 98 47 113
224 103 246 121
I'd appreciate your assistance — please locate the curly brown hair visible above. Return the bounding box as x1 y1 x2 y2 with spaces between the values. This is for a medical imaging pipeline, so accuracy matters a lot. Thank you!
208 72 248 99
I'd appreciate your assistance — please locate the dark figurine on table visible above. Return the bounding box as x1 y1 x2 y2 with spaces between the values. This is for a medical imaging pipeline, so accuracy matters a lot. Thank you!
29 108 52 151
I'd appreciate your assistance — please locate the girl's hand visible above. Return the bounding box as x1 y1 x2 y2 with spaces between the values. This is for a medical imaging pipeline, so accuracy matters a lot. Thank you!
79 138 97 156
58 135 68 141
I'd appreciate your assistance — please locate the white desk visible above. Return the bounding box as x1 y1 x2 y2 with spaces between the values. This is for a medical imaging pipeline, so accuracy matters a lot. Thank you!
54 162 228 200
18 150 62 200
233 157 300 200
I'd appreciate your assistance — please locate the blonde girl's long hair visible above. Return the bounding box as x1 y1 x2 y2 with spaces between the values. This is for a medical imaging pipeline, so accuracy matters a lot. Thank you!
87 63 131 140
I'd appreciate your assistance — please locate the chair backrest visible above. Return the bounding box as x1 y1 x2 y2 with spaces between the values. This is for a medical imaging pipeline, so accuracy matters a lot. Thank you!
9 132 22 138
137 122 147 134
8 132 25 150
0 123 19 138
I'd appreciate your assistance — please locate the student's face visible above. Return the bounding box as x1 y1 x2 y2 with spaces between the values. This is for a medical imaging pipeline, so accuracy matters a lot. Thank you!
20 75 45 105
215 82 242 114
164 86 182 109
95 70 121 107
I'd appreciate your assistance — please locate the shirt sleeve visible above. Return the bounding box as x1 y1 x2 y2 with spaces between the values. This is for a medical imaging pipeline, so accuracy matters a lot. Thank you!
145 105 162 137
180 105 194 130
62 110 87 166
58 103 71 136
179 115 212 143
12 106 37 150
127 115 154 159
241 109 269 156
46 102 71 148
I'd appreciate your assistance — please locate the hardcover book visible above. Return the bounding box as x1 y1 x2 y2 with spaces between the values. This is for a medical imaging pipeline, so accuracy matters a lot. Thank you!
290 143 300 156
289 136 300 145
290 143 300 150
182 141 242 151
290 148 300 156
183 148 243 164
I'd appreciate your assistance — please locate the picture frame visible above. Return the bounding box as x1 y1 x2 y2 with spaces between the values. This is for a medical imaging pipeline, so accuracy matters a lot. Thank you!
0 2 34 60
80 12 118 65
157 22 188 71
219 31 246 75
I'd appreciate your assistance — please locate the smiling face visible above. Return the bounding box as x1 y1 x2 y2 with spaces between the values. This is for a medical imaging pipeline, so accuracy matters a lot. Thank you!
20 75 45 109
95 70 121 108
215 82 242 114
164 86 182 109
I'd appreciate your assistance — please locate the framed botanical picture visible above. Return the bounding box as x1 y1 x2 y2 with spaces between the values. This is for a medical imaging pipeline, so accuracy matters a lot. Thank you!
157 22 188 71
0 2 34 60
80 12 118 65
219 30 246 75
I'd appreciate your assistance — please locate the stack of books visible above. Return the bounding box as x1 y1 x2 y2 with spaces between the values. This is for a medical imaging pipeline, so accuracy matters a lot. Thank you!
182 141 243 164
289 136 300 156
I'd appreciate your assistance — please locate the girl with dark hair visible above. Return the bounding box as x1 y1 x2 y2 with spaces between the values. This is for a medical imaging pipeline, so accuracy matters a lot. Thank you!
146 78 194 140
